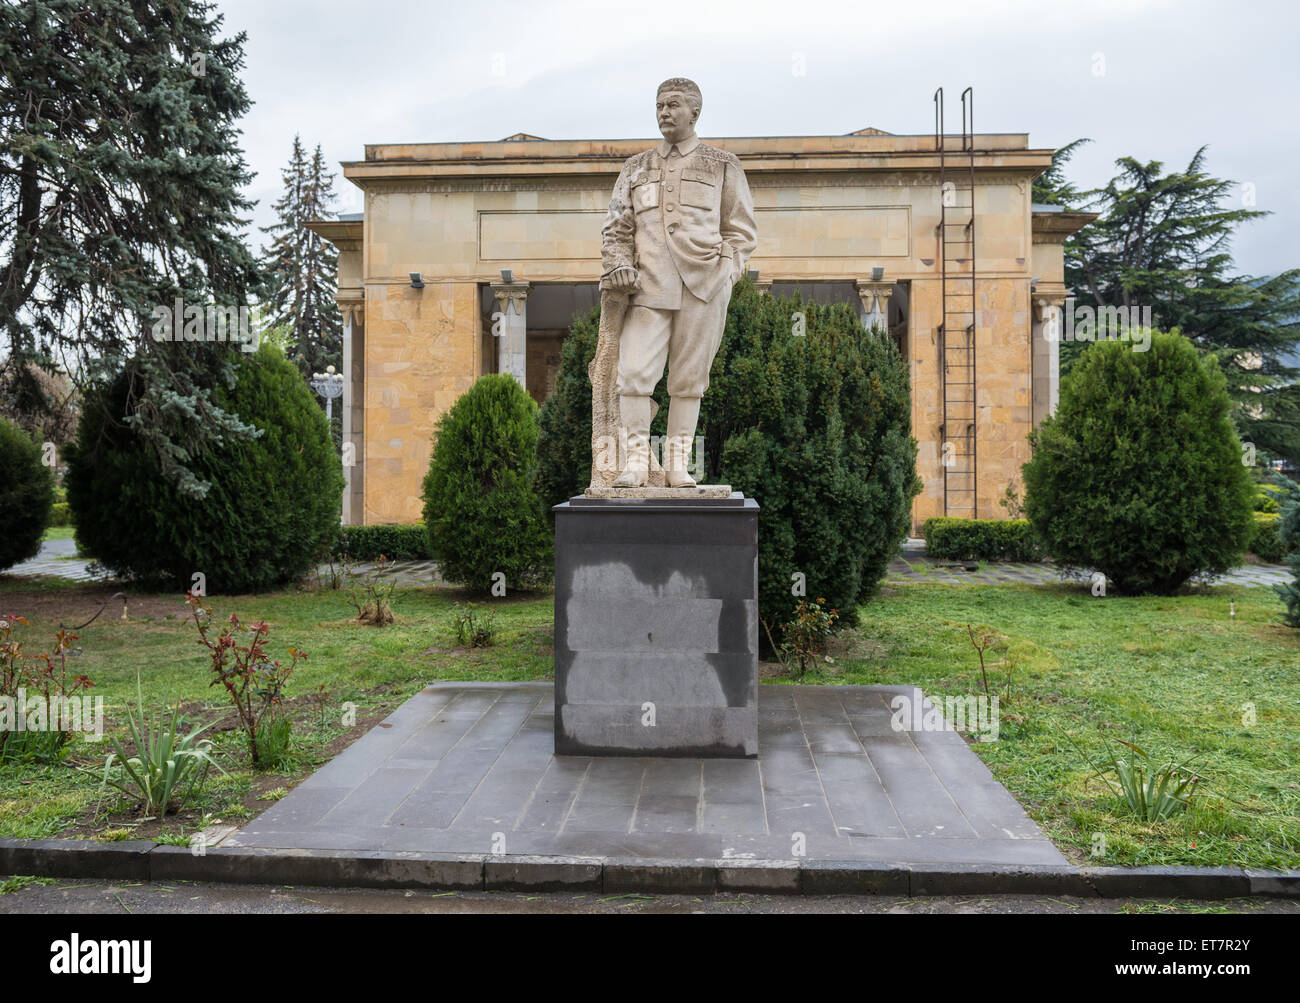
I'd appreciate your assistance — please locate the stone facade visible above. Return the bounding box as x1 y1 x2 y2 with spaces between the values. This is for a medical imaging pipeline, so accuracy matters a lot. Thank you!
310 130 1094 531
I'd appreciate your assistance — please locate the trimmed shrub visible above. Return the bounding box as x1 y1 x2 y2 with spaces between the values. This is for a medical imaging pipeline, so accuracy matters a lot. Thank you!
0 417 54 570
49 501 72 527
923 517 1042 562
1248 512 1289 564
332 523 432 562
65 344 344 592
1273 477 1300 627
536 279 920 635
1022 331 1255 594
422 373 552 592
1255 482 1284 513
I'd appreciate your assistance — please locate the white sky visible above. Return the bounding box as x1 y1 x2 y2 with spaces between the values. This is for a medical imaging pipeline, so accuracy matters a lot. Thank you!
216 0 1298 277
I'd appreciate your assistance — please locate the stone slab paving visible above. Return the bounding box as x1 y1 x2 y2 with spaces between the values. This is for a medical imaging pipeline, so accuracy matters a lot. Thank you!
5 538 116 583
227 682 1065 867
883 539 1291 589
4 539 1288 590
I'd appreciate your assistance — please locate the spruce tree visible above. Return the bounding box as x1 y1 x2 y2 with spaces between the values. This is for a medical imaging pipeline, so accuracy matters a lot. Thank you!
260 137 341 380
0 0 267 499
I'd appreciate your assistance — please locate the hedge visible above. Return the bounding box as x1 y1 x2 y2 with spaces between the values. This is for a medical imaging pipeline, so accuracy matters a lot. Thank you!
49 501 72 527
923 517 1042 562
1249 512 1293 564
332 523 433 562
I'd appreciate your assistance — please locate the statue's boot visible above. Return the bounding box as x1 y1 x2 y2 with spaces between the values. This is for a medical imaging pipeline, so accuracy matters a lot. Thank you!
613 394 652 488
665 396 701 488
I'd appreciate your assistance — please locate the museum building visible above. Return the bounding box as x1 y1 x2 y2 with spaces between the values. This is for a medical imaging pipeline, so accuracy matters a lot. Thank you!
309 124 1094 533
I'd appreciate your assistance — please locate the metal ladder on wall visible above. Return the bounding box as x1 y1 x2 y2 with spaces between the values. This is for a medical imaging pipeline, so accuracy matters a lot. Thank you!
934 86 977 518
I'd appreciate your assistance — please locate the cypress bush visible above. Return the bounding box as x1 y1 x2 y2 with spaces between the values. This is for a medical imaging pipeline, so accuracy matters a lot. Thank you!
422 373 552 592
1248 512 1291 564
536 280 920 635
1272 476 1300 627
535 307 600 514
0 417 54 570
1022 330 1255 594
66 344 343 592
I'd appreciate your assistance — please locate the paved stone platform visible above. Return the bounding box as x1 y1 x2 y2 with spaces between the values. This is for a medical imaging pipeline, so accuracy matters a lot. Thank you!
227 682 1065 867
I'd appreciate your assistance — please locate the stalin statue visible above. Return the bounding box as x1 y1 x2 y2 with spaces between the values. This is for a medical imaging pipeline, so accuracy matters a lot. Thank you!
599 77 758 488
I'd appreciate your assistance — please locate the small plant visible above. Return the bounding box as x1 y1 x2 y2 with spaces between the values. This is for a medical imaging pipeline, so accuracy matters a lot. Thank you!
1097 740 1206 822
999 479 1027 519
966 624 1009 698
95 674 226 817
307 683 332 728
0 614 95 764
453 602 496 648
314 547 353 591
1060 726 1206 823
186 592 305 766
253 714 293 772
774 598 839 678
344 555 398 625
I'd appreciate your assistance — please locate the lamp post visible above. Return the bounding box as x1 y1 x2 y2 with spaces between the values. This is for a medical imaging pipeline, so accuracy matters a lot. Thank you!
310 365 344 422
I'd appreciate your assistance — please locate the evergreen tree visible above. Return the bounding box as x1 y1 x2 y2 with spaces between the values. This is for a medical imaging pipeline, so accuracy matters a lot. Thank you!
0 0 267 499
1031 137 1091 208
1057 149 1300 463
537 281 920 638
1024 331 1256 595
260 136 341 380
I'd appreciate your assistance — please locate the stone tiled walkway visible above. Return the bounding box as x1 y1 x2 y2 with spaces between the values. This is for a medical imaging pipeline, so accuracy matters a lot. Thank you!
227 682 1065 867
5 539 1290 590
882 540 1291 589
4 538 114 583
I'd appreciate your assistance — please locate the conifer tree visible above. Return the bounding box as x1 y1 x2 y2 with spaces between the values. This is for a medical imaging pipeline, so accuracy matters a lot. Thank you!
0 0 267 498
260 137 341 380
1042 144 1300 463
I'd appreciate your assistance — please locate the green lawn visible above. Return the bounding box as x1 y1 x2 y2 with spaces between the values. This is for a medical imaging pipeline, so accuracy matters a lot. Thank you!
0 573 1297 870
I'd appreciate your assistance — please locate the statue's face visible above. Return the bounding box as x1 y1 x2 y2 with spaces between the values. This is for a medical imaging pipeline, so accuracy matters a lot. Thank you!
656 90 697 143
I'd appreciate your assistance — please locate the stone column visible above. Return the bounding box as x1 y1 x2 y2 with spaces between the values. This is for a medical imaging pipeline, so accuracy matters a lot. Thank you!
490 280 530 387
340 301 365 525
1031 293 1065 425
856 279 894 333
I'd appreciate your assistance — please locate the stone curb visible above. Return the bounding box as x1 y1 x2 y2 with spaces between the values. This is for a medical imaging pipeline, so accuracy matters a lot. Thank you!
2 839 1298 898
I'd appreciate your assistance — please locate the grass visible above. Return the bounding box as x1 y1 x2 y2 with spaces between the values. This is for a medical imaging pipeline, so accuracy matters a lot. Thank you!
0 577 553 841
0 572 1296 870
813 583 1300 870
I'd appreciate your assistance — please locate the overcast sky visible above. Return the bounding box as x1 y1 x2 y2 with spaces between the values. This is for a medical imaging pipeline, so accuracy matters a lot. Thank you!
216 0 1297 277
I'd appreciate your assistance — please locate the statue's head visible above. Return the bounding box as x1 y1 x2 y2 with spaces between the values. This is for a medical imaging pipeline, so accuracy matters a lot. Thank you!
656 77 701 143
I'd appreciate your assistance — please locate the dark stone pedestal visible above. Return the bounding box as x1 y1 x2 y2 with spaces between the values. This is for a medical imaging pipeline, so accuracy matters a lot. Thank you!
553 493 759 757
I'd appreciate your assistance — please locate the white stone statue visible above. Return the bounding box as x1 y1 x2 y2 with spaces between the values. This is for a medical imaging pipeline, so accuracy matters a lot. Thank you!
587 77 757 495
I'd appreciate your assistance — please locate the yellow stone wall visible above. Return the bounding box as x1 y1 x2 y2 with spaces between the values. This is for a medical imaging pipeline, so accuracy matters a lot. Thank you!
362 280 482 524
